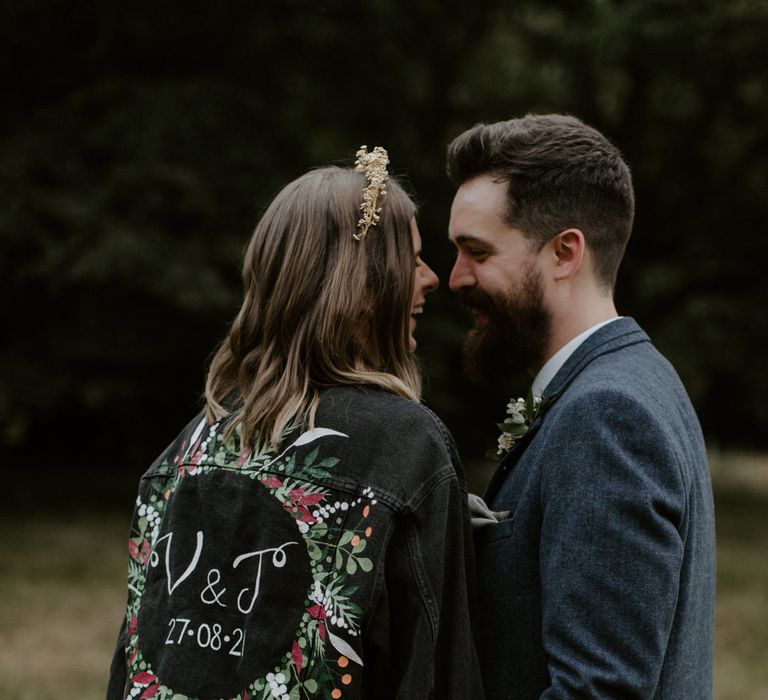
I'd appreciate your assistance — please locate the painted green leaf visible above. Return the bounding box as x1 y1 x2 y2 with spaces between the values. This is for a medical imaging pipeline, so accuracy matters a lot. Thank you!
358 557 373 572
352 539 367 554
346 557 358 575
303 447 319 467
303 679 318 693
305 467 331 480
339 530 354 546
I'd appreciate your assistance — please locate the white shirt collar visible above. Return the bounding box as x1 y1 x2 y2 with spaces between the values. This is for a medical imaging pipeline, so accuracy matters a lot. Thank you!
531 317 621 399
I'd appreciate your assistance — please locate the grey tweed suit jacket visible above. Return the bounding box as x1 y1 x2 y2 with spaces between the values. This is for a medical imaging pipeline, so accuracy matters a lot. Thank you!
477 317 715 699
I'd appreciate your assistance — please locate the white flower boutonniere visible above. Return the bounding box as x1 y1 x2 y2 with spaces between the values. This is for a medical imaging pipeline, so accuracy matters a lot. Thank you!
488 392 542 459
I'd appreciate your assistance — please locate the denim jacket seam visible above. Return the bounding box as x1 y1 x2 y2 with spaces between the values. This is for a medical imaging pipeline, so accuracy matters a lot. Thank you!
404 471 462 642
359 517 397 649
405 466 458 512
405 512 439 642
150 462 409 511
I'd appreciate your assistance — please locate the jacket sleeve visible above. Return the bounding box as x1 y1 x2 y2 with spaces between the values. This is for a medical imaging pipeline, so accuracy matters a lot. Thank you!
364 467 484 699
106 616 127 699
537 391 686 698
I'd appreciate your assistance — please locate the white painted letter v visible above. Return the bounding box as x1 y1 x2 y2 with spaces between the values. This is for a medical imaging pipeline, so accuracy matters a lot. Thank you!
164 530 204 596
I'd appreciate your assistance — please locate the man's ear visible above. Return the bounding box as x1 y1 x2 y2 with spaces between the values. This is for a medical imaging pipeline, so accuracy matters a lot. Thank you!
549 228 585 281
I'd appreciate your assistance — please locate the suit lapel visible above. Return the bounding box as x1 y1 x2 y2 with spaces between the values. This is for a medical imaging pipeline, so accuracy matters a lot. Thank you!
483 317 649 503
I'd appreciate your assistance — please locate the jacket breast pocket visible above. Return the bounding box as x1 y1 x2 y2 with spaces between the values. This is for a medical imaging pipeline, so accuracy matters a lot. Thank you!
474 512 539 596
473 514 517 546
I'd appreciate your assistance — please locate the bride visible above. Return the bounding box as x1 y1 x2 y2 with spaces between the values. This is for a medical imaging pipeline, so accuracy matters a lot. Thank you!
108 147 483 699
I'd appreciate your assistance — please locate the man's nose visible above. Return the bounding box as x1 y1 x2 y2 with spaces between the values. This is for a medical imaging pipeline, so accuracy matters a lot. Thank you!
449 257 475 292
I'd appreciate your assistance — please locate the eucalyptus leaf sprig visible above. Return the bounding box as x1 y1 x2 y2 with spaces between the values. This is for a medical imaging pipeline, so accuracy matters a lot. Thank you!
487 392 542 459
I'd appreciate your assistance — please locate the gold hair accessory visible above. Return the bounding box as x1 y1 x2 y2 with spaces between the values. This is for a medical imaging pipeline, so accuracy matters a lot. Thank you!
354 145 389 241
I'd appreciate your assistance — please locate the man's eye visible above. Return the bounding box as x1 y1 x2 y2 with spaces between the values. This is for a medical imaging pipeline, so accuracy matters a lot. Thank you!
468 248 488 259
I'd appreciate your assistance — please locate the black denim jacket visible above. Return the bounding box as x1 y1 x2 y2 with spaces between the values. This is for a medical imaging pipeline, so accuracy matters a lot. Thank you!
108 386 483 700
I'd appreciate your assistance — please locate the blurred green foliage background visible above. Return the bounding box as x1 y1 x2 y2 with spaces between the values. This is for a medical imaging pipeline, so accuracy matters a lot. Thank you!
3 2 768 698
3 0 768 479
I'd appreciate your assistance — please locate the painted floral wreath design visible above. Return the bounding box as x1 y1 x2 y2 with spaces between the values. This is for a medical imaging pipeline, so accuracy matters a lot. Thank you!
123 420 378 700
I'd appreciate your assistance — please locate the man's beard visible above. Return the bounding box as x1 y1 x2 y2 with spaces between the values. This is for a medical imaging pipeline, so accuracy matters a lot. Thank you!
460 266 551 387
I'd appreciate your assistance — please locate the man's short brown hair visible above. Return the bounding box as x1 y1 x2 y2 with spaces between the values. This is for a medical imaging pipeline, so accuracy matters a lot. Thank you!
447 114 635 289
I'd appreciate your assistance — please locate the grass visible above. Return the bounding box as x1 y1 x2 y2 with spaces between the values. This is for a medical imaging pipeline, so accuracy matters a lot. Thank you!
712 487 768 699
0 513 127 699
1 453 766 699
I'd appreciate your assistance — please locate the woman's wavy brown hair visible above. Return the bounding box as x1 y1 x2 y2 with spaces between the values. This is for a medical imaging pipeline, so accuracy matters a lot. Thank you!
204 166 421 449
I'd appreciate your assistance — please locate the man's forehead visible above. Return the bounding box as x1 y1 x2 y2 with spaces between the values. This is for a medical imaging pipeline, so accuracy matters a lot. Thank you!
453 176 508 217
450 177 509 235
455 175 507 202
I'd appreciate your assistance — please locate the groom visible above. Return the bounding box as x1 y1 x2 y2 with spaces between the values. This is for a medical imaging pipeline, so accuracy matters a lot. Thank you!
447 115 715 698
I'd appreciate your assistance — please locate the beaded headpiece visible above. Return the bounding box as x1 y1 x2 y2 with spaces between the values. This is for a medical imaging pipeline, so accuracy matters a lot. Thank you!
353 145 389 241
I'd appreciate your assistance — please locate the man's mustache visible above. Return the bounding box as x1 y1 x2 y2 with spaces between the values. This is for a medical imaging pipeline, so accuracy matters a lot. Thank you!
458 288 499 316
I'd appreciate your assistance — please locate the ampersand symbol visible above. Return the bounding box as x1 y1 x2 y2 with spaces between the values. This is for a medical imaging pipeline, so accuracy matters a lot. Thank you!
200 568 228 608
